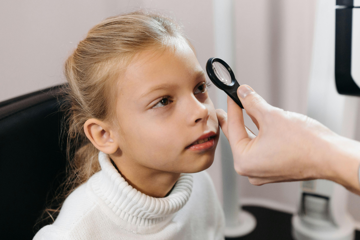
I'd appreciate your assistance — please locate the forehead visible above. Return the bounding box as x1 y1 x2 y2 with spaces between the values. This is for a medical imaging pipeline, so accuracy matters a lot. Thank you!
119 42 203 97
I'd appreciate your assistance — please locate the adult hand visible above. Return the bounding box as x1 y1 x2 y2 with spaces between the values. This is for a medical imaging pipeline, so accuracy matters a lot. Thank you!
216 85 360 195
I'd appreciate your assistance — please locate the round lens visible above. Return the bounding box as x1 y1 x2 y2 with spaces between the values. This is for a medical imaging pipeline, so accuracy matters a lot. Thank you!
212 62 232 86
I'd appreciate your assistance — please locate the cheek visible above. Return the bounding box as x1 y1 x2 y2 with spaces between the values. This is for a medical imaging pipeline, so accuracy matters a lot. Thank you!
210 109 218 125
122 117 183 158
206 100 219 125
136 126 185 169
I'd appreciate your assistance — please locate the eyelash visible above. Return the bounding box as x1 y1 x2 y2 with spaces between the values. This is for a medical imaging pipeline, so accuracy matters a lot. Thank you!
194 81 211 94
152 96 173 109
151 81 211 109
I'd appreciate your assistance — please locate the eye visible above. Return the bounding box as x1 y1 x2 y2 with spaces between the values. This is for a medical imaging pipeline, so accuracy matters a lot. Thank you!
152 97 172 109
194 82 211 94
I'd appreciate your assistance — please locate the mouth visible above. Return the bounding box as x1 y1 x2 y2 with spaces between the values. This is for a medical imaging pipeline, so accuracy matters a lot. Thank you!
186 131 217 151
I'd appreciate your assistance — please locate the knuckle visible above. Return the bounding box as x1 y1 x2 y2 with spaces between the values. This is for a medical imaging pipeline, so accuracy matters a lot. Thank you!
247 93 263 107
262 107 283 124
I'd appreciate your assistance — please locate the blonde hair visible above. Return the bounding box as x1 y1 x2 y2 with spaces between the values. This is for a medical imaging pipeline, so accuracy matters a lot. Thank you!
38 11 186 227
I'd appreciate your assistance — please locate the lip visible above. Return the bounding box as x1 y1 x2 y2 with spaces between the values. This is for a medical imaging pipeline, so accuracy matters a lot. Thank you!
186 131 218 151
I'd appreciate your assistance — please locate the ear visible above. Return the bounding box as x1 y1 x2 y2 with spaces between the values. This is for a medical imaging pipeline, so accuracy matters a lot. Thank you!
84 118 119 154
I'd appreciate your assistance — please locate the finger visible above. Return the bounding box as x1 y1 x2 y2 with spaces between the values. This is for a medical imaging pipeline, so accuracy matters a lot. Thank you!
248 177 291 186
216 109 229 140
248 177 268 186
227 96 249 146
248 175 312 185
237 85 272 127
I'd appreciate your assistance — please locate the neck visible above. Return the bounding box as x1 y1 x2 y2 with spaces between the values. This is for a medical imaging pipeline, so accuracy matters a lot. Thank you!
110 154 180 198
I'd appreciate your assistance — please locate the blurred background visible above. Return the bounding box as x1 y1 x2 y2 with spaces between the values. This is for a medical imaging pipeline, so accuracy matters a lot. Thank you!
1 0 360 230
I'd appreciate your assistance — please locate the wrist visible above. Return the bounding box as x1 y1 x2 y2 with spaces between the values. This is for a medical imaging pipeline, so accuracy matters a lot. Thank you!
323 135 360 194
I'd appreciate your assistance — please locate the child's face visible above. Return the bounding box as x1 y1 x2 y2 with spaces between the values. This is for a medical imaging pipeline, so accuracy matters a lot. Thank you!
112 42 219 174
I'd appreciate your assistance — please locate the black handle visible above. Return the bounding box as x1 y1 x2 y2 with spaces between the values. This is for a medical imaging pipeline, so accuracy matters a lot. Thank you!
224 81 243 108
335 0 360 96
206 57 244 109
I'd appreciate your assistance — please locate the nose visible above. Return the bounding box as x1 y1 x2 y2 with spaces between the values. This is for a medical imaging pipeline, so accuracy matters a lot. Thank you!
187 96 209 125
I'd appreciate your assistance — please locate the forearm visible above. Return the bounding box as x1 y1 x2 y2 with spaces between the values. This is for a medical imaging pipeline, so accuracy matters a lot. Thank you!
322 135 360 195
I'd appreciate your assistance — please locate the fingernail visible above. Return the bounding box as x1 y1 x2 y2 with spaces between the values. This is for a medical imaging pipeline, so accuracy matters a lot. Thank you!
238 85 254 98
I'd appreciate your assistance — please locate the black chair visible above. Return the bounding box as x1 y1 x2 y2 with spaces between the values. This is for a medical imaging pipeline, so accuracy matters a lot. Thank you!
0 85 68 239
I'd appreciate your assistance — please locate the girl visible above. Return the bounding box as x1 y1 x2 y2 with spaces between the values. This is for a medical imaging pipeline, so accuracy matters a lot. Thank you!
35 11 224 240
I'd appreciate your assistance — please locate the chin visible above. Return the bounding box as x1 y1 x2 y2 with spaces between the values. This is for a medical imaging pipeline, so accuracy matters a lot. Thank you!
184 154 215 173
200 156 215 171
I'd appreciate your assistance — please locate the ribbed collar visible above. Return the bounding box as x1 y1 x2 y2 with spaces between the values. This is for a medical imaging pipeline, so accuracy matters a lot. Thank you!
90 152 193 233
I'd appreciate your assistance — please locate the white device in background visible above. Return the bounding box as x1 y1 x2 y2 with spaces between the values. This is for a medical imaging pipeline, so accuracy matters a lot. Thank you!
212 0 256 237
292 0 358 239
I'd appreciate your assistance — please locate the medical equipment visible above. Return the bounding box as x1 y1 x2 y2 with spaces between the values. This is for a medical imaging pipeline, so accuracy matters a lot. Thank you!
206 58 243 108
292 0 358 239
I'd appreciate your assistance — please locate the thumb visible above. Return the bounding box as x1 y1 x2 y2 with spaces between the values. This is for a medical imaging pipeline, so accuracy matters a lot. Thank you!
237 85 270 127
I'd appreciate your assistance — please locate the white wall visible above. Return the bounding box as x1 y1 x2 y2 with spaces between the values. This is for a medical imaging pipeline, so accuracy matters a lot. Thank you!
0 0 141 102
1 0 360 226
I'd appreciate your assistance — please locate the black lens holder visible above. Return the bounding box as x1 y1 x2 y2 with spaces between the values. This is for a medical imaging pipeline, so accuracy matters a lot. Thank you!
206 58 243 108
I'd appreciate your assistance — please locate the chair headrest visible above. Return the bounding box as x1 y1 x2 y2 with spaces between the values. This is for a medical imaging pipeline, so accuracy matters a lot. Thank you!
0 84 68 239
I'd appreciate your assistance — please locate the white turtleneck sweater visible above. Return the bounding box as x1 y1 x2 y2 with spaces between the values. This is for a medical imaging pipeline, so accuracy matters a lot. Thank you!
34 152 225 240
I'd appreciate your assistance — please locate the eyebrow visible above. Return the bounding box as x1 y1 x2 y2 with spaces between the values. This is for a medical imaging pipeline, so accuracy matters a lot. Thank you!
195 71 206 80
140 71 206 99
140 83 176 98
